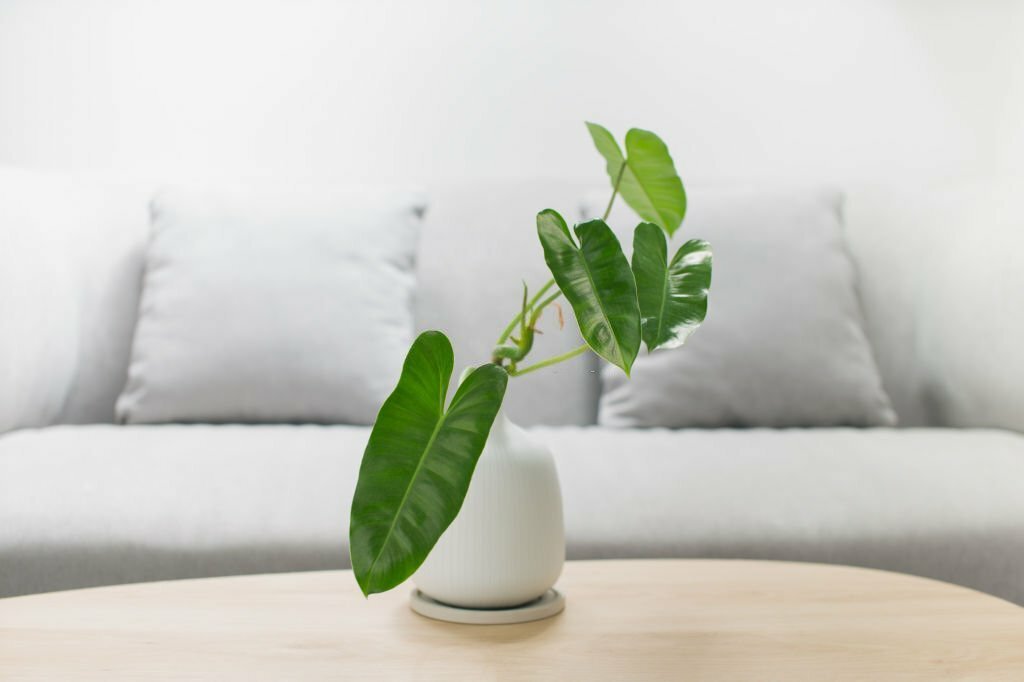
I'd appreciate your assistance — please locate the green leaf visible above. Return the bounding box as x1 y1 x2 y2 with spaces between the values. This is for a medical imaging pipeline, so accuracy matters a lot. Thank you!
349 331 508 596
585 121 626 176
632 223 712 352
585 122 687 236
537 209 640 374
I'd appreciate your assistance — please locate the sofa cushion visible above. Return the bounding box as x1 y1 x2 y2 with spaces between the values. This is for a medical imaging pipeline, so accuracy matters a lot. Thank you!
585 186 896 428
2 425 1023 604
116 184 425 425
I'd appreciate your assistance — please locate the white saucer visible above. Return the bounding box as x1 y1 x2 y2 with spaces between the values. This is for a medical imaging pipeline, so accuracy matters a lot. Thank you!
409 588 565 625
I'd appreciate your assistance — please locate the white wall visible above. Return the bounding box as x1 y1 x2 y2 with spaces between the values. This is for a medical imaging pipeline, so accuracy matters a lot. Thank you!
0 0 1021 186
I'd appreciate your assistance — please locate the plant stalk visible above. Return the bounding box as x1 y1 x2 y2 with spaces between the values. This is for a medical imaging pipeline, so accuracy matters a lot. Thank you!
602 161 627 221
507 343 589 377
495 163 624 371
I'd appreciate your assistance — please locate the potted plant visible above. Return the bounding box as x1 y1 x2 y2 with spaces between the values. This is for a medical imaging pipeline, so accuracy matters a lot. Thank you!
349 122 712 613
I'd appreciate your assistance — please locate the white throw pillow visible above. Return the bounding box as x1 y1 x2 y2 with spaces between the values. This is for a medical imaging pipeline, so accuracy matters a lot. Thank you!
585 186 897 428
116 184 425 425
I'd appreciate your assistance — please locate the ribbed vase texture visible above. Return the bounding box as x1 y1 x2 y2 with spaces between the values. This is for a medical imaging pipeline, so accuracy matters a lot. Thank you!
412 411 565 608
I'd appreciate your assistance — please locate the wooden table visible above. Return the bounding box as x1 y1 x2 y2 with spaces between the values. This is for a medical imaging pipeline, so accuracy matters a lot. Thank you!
2 560 1023 680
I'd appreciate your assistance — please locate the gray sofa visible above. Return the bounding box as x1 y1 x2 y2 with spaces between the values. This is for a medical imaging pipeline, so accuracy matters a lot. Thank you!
2 175 1023 603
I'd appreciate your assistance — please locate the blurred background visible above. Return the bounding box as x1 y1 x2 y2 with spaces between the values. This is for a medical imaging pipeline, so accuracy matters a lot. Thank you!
1 0 1021 186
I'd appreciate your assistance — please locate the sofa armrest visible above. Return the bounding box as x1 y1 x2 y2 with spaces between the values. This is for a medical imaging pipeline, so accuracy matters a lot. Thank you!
0 168 82 433
846 175 1024 432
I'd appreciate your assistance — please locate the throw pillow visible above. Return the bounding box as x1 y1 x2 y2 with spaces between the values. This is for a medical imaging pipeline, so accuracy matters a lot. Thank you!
116 183 425 424
584 186 897 428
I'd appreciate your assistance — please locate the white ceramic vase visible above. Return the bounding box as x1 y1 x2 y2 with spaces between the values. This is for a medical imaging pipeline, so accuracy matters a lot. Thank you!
412 409 565 609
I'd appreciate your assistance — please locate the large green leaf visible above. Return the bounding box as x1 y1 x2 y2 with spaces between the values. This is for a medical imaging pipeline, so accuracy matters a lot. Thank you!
537 209 640 374
632 222 712 351
586 122 687 236
349 331 508 596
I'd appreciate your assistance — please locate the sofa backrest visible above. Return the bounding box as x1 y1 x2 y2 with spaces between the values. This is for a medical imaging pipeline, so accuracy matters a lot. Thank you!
421 178 1024 431
0 171 602 429
3 170 1021 431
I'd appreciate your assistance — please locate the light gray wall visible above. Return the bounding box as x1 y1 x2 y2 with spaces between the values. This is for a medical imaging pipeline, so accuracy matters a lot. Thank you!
0 0 1020 185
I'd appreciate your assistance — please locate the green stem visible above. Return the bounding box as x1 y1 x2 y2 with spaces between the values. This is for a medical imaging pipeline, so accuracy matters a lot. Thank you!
602 161 627 221
508 343 589 377
495 166 620 371
496 277 556 345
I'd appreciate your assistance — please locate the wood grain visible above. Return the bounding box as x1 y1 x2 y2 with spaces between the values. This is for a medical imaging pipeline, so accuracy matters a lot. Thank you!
1 560 1022 680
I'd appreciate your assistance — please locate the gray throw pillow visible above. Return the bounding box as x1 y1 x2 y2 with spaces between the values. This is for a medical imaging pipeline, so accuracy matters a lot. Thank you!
117 184 425 425
584 186 897 428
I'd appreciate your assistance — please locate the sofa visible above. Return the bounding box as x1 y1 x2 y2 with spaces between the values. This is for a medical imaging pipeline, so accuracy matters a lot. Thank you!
2 170 1023 603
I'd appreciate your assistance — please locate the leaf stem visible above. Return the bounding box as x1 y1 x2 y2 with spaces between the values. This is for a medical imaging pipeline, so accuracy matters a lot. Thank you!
602 161 627 221
494 163 621 371
507 343 589 377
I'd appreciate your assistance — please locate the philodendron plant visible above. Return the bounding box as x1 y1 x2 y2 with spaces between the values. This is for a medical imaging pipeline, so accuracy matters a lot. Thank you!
349 123 712 597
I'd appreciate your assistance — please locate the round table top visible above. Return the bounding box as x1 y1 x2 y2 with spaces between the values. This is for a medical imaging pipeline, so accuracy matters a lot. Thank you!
2 559 1023 680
